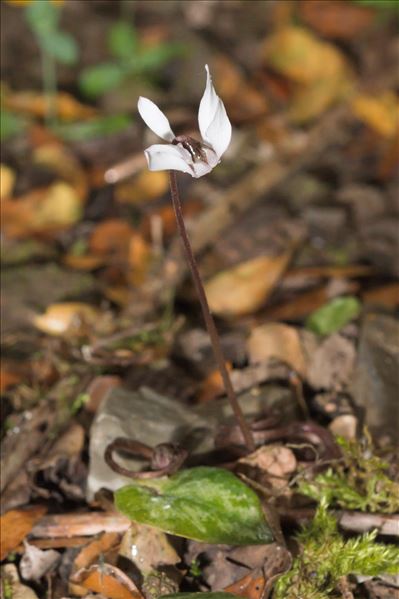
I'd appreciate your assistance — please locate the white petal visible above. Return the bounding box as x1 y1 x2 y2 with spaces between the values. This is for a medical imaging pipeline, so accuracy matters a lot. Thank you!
144 144 193 174
138 97 175 142
198 65 232 158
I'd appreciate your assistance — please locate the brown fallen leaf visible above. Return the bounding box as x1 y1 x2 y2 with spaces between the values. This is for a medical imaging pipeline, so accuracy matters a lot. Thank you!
33 302 100 336
1 183 83 238
362 283 399 308
69 532 121 596
205 253 292 317
262 286 329 321
212 54 268 123
262 26 353 122
115 170 169 205
351 92 399 139
89 218 135 257
239 444 297 491
196 362 232 403
62 253 105 270
140 199 204 241
247 323 307 377
4 90 96 121
127 234 152 286
33 143 88 201
0 362 22 393
224 568 266 599
30 512 131 539
0 505 47 560
70 563 143 599
74 533 121 571
298 0 375 40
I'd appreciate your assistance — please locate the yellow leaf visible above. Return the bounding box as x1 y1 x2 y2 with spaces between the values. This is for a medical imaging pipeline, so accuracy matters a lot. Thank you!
115 170 169 205
205 253 291 317
351 91 399 138
35 182 82 227
4 90 95 121
33 302 99 336
263 26 354 122
0 164 16 201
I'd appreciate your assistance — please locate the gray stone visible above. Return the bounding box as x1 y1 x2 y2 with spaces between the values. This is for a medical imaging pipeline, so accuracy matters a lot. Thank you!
87 384 295 499
353 314 399 441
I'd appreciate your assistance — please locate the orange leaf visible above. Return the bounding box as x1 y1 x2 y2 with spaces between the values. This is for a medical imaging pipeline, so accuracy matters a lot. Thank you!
197 363 232 403
352 92 399 138
0 506 47 560
224 569 266 599
205 253 292 317
71 563 143 599
89 219 134 257
115 170 169 205
4 90 95 121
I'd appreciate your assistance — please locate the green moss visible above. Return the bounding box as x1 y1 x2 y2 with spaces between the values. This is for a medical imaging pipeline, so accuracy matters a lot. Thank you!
298 432 399 513
274 499 399 599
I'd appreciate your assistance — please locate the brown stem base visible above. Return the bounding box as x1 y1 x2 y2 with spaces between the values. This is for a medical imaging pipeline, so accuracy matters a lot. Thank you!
169 170 255 451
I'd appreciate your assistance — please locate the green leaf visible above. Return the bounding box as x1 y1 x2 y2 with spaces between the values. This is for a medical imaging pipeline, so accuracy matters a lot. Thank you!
25 0 59 38
132 42 184 73
108 21 138 60
163 595 242 599
115 466 273 545
42 31 78 65
306 296 361 336
0 109 28 140
54 114 133 141
79 63 125 98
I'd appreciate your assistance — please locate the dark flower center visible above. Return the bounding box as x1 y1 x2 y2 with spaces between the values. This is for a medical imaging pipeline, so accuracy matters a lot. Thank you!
173 135 208 163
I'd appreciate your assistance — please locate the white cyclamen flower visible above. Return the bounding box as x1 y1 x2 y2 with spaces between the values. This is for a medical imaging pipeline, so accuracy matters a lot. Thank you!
137 65 232 178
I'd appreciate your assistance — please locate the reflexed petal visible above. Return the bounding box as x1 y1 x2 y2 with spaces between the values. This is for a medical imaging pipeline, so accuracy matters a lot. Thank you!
144 144 193 174
198 65 232 158
138 97 175 142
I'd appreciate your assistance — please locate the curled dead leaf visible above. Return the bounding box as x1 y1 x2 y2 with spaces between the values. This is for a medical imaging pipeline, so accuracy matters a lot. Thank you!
205 253 291 317
70 563 143 599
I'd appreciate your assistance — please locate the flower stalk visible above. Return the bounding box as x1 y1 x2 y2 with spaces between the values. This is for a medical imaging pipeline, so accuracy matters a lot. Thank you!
169 170 255 451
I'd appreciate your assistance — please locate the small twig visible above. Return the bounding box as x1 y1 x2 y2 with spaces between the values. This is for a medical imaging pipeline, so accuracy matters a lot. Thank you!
169 170 255 451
